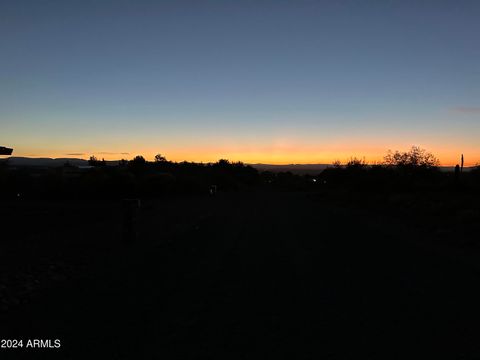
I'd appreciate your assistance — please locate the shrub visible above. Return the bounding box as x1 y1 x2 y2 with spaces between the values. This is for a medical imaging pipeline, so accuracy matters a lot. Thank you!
384 146 439 169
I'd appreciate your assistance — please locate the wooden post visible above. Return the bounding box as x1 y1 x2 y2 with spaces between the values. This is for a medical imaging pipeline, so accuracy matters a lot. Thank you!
122 199 141 243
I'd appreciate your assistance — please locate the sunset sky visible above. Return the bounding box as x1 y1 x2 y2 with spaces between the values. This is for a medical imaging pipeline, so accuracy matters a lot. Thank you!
1 0 479 165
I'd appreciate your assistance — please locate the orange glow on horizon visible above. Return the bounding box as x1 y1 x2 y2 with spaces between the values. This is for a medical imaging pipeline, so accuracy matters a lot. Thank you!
11 145 480 167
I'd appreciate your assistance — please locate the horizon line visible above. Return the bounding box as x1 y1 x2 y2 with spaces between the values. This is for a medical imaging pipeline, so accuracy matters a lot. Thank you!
4 155 476 168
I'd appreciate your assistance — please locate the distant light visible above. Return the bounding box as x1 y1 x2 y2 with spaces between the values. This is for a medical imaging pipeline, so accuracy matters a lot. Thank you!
323 180 327 184
312 179 317 182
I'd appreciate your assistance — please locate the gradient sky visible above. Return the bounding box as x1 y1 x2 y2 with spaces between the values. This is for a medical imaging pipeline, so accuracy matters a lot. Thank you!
1 0 479 165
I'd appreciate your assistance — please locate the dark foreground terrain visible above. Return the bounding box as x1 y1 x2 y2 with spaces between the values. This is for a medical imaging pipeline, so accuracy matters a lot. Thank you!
1 189 480 359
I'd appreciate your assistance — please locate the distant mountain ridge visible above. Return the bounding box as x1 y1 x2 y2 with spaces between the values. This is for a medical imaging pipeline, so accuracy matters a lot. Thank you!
5 157 87 167
4 157 120 167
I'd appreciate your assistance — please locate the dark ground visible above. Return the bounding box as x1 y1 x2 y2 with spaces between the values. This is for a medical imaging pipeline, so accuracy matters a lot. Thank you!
1 190 480 359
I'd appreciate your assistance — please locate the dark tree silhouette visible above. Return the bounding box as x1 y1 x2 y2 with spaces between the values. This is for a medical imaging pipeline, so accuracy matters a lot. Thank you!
88 156 106 167
154 154 167 162
130 155 146 165
384 146 439 169
346 157 367 169
88 156 98 166
216 159 230 167
332 160 342 168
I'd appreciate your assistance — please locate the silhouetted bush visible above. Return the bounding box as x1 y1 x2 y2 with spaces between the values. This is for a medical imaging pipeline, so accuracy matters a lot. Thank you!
346 157 367 169
384 146 439 170
88 156 106 167
154 154 167 163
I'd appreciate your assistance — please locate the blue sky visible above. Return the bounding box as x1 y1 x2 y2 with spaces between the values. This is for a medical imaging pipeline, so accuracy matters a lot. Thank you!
1 0 479 164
